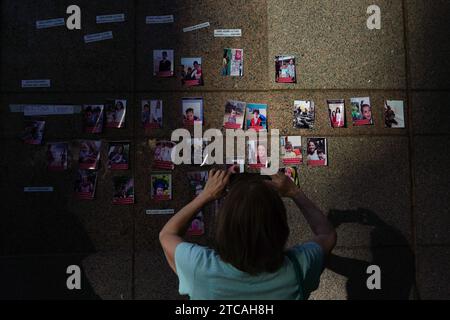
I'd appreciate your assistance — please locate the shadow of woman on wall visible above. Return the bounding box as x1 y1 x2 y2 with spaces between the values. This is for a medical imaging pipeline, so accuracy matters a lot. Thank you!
326 208 416 300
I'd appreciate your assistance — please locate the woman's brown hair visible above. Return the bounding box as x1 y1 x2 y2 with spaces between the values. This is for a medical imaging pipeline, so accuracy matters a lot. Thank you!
214 176 290 275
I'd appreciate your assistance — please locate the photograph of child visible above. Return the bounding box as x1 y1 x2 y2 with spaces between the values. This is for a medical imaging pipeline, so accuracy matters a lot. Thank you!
153 140 175 170
182 98 203 127
151 173 172 201
280 136 303 165
47 142 68 171
108 142 129 170
306 138 328 167
327 99 345 128
74 169 98 200
275 55 296 83
181 58 204 87
246 103 268 131
153 50 174 77
223 100 246 129
222 48 243 77
112 176 134 205
351 97 374 126
105 99 127 129
23 120 45 145
385 100 405 128
82 105 104 133
280 166 300 187
78 140 102 170
248 138 268 169
186 171 208 236
142 100 163 129
293 100 315 129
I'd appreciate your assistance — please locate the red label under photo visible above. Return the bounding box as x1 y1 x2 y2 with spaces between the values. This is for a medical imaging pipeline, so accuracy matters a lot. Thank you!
79 162 98 170
249 163 266 169
153 160 174 170
157 71 173 77
183 79 201 87
308 159 327 167
153 194 171 201
277 77 295 83
113 197 134 205
283 158 302 165
224 123 242 129
354 119 372 126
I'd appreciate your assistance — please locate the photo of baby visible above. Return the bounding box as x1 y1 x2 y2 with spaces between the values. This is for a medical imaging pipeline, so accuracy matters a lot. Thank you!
222 48 243 77
108 142 130 170
293 100 315 129
142 100 163 130
112 176 134 205
47 142 68 171
246 103 268 131
78 140 102 170
23 120 45 145
327 99 346 128
275 55 296 83
280 136 303 166
74 169 98 200
306 138 328 167
351 97 374 126
105 99 127 129
181 57 204 87
153 140 175 170
182 98 203 127
82 105 104 133
153 50 174 77
223 100 246 129
151 173 172 201
385 100 405 128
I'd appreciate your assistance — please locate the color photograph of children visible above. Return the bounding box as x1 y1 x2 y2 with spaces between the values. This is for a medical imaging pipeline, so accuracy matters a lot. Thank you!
385 100 405 128
74 170 97 200
151 174 172 201
105 100 127 128
142 100 163 129
181 58 204 87
327 99 345 128
153 141 175 170
112 176 134 205
351 97 374 126
222 48 243 77
182 98 203 127
246 104 267 131
108 143 129 170
280 136 303 165
47 142 68 171
82 105 104 133
293 100 315 129
153 50 174 77
78 140 102 170
223 100 246 129
23 120 45 145
275 56 296 83
306 138 328 167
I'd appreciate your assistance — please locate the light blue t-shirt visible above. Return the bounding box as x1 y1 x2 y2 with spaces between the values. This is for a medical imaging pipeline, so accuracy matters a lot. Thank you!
174 242 324 300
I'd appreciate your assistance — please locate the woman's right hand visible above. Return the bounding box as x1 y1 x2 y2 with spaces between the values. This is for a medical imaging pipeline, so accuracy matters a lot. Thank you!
265 172 301 198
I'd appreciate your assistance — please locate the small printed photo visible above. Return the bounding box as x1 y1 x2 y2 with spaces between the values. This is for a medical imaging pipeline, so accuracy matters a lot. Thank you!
47 142 69 171
151 173 172 201
153 49 174 77
105 99 127 129
293 100 315 129
74 169 98 200
351 97 374 126
327 99 345 128
246 103 268 131
23 120 45 145
82 105 104 133
226 156 246 174
222 48 243 77
112 176 134 205
275 55 296 83
223 100 246 129
385 100 405 128
187 212 205 237
280 136 303 165
280 166 300 187
108 142 130 170
181 57 204 87
78 140 102 170
182 98 203 127
306 138 328 167
248 138 268 169
153 140 175 170
142 100 163 129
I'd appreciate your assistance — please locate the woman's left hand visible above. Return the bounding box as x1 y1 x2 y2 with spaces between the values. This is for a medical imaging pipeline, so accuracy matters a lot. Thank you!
200 169 231 202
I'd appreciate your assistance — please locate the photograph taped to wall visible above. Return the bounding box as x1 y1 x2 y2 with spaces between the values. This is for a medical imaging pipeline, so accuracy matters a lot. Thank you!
151 173 172 201
186 171 208 236
82 105 104 133
306 138 328 167
108 142 130 170
181 57 204 87
74 169 98 200
246 103 267 132
280 136 303 165
23 120 45 145
112 176 134 205
153 140 175 170
142 99 163 129
78 140 102 170
293 100 315 129
222 48 243 77
223 100 246 129
182 98 203 127
47 142 68 171
385 100 405 128
248 138 268 169
280 166 300 187
275 55 296 83
153 49 174 77
105 99 126 129
327 99 345 128
351 97 374 126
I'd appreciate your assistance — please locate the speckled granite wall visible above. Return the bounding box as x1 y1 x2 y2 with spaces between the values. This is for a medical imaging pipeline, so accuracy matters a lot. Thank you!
1 0 449 300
